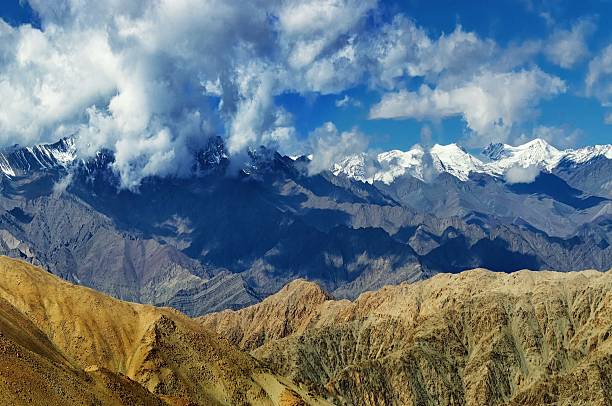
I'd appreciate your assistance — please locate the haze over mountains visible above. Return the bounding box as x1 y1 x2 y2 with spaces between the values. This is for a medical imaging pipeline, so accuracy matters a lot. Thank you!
0 136 609 316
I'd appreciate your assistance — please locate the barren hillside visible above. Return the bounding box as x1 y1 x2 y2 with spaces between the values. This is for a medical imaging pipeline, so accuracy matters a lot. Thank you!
201 269 612 405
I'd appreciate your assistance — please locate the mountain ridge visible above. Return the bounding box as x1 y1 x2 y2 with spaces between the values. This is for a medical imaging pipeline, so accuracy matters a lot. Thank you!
0 255 328 405
0 135 608 317
201 267 612 405
333 137 612 184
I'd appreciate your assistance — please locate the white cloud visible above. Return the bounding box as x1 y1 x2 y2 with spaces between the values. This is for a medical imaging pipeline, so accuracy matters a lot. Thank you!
277 0 376 69
260 109 301 156
586 44 612 107
505 165 540 184
335 95 361 108
0 24 119 145
0 1 579 186
367 17 498 89
307 122 368 175
369 69 566 145
604 112 612 125
545 18 595 68
0 0 377 186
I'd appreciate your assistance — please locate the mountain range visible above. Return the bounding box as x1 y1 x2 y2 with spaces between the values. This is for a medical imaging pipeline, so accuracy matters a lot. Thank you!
3 254 611 405
201 267 612 405
0 136 609 316
0 256 325 405
333 138 612 188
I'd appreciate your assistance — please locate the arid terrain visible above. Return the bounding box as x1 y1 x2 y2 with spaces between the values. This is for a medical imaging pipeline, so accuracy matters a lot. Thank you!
1 254 611 405
0 256 326 405
201 269 612 405
1 1 611 405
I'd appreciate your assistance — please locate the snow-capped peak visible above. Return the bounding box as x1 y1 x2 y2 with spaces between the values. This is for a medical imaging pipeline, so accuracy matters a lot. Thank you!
482 138 563 174
0 137 77 177
560 144 612 165
333 143 485 184
430 144 485 181
332 153 371 182
333 138 611 184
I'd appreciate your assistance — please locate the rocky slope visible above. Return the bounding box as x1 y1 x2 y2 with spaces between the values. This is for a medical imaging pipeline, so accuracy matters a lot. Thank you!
0 256 327 405
0 137 609 316
201 269 612 405
0 293 164 406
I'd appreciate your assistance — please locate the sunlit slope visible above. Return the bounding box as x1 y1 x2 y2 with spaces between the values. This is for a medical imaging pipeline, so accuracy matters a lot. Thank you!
202 268 612 405
0 256 327 406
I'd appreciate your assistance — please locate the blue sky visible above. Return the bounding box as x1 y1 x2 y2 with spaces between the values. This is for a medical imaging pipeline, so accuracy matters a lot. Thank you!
274 0 612 150
0 0 610 184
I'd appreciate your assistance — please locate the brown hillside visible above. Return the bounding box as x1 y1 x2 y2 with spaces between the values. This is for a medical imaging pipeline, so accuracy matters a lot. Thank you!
0 293 164 405
201 268 612 405
0 256 328 406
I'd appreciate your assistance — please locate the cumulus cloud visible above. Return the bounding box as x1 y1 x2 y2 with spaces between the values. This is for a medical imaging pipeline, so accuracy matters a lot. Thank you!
586 44 612 107
307 122 368 175
0 0 380 187
366 17 499 89
505 165 540 184
369 69 566 145
545 18 596 68
0 0 576 187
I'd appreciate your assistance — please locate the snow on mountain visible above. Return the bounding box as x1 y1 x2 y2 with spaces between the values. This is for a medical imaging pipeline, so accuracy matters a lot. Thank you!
430 144 486 181
0 138 76 177
375 149 424 183
560 144 612 164
482 139 564 174
334 138 612 184
1 135 609 185
333 144 486 183
483 139 612 172
332 153 371 182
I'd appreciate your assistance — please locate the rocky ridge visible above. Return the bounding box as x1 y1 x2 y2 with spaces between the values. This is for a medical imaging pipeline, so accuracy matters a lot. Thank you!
0 136 608 317
0 256 327 405
201 268 612 405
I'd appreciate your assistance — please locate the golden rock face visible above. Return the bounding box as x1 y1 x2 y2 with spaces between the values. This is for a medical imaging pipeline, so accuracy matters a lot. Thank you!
201 269 612 406
1 254 610 406
0 257 328 406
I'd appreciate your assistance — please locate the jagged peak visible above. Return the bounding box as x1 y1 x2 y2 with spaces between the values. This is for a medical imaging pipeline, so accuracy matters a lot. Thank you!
482 142 509 160
431 143 468 154
277 278 332 300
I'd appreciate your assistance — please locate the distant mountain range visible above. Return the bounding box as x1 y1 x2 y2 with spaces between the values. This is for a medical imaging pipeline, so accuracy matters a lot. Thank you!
333 138 612 187
0 136 609 316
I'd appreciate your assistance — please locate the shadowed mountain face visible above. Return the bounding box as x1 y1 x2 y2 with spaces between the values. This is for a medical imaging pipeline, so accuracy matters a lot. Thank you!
507 172 606 210
200 269 612 406
0 137 609 315
553 155 612 199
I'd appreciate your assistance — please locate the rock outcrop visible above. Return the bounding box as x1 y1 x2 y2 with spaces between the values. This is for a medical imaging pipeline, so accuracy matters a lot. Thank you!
201 269 612 405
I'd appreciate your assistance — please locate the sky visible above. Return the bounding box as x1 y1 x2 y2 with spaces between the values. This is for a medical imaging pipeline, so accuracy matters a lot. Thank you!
0 0 610 187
